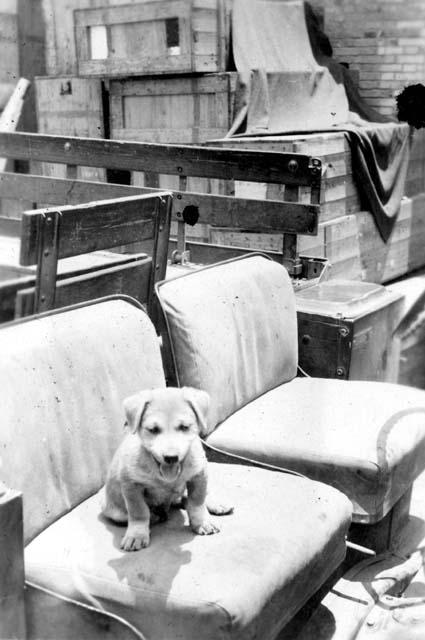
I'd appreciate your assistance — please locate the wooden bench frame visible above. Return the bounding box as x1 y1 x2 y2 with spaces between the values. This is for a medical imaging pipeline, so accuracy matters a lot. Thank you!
0 130 322 277
15 192 172 318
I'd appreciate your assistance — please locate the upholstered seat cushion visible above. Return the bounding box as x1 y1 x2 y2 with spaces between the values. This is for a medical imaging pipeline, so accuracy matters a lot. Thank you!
206 377 425 523
25 463 351 640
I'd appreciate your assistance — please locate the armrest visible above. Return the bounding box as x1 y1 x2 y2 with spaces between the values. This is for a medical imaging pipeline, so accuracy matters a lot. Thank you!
0 482 26 639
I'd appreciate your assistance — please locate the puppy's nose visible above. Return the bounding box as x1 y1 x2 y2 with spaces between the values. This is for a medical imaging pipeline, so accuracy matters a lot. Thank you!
163 455 179 465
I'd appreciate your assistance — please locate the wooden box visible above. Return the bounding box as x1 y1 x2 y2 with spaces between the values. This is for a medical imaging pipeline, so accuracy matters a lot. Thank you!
35 76 105 182
110 72 237 237
295 280 404 382
75 0 227 77
109 73 237 144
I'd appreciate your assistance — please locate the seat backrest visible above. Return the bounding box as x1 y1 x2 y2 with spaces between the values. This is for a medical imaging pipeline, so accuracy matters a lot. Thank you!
0 297 165 543
18 192 172 317
156 255 298 432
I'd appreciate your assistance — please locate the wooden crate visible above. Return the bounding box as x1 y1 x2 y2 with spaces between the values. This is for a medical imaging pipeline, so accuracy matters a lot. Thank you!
357 197 413 283
75 0 227 77
111 73 237 218
409 193 425 272
110 73 236 144
209 214 361 280
209 132 360 222
35 76 106 182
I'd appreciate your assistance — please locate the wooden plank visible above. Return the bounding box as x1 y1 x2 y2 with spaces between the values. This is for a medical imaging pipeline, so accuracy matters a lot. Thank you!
74 0 222 76
0 215 20 237
35 76 105 182
357 198 412 283
19 193 171 265
0 78 30 173
0 488 26 640
0 173 319 237
15 258 152 318
408 193 425 271
110 73 236 145
0 131 320 186
168 238 284 265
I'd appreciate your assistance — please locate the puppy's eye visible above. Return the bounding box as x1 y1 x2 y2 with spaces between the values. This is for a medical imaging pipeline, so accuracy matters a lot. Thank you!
147 426 161 435
177 424 190 432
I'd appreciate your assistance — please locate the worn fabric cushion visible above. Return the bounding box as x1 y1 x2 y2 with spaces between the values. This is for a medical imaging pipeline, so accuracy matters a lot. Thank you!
25 463 351 640
156 256 298 431
206 377 425 523
0 299 165 543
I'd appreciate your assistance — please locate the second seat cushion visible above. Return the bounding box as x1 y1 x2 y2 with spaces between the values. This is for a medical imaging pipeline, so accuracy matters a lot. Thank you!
206 377 425 523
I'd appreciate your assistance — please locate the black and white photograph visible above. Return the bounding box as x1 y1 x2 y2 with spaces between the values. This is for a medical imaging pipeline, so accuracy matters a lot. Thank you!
1 0 425 638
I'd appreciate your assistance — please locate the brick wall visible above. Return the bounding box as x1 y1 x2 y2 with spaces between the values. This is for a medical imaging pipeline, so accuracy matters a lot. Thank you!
310 0 425 116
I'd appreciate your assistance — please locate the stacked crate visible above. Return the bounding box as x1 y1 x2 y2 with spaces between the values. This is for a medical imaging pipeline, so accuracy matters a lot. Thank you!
37 0 236 241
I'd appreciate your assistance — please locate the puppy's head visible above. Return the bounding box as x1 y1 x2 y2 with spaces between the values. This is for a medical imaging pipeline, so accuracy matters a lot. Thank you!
123 387 210 482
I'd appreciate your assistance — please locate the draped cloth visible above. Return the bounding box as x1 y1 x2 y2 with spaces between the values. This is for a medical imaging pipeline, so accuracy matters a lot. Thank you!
228 0 411 241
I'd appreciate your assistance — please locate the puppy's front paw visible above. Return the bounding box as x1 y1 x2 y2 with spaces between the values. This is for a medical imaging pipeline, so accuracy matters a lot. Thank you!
191 520 220 536
120 527 150 551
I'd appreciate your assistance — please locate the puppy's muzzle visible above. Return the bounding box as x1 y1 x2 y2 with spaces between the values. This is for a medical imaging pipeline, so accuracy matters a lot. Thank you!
159 455 182 482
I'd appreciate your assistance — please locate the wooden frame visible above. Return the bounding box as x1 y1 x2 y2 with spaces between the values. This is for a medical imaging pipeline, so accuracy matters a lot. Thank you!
109 73 237 144
16 192 172 316
74 0 226 77
0 130 322 278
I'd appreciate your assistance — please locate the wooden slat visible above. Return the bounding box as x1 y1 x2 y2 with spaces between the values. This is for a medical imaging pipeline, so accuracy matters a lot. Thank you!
168 238 283 265
0 131 320 186
0 215 20 237
0 173 319 237
19 192 170 266
15 258 152 318
0 488 25 640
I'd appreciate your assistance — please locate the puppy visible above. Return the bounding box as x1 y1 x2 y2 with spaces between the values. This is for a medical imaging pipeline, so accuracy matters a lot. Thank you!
102 387 232 551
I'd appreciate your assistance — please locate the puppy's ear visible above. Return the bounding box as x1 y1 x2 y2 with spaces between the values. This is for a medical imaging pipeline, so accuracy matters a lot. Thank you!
182 387 210 437
123 391 152 434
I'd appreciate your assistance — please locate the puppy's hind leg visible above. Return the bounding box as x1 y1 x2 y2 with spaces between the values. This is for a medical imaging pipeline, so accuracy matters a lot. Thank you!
206 496 234 516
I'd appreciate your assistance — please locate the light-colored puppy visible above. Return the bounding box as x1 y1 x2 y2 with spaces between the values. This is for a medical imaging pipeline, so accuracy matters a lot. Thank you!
102 387 232 551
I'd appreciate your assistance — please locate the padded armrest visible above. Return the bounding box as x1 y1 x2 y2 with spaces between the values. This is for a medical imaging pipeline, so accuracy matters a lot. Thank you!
0 483 26 639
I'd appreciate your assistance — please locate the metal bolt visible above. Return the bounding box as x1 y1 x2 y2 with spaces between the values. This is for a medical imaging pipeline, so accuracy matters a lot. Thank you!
339 326 349 337
336 367 345 377
64 142 71 151
46 217 52 224
176 211 182 218
288 159 298 173
177 166 183 173
155 264 160 270
40 295 45 302
177 194 182 200
44 250 49 257
159 225 164 231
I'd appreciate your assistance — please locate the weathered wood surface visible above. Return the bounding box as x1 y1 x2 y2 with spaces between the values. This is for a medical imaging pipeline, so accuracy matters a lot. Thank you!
0 131 321 186
0 78 30 174
75 0 224 76
110 74 237 145
0 488 26 640
0 172 319 237
35 76 106 183
15 258 152 318
15 192 171 316
20 192 170 265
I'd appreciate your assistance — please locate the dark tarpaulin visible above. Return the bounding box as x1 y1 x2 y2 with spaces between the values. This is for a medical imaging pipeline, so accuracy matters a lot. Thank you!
228 0 412 242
